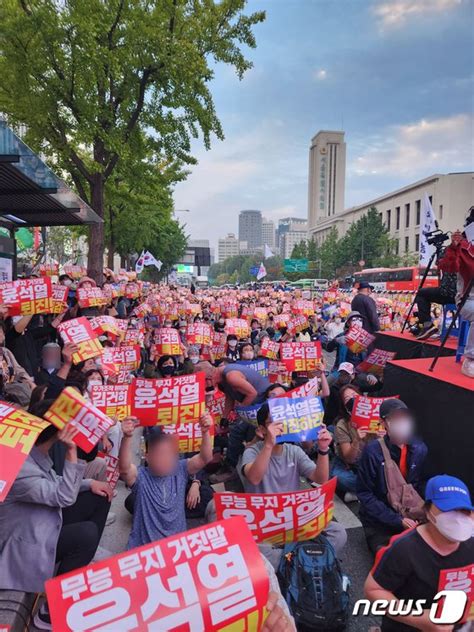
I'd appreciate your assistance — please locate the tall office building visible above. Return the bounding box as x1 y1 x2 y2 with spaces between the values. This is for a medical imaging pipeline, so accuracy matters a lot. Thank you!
218 233 240 262
262 218 276 249
277 217 308 258
308 131 346 233
239 210 262 251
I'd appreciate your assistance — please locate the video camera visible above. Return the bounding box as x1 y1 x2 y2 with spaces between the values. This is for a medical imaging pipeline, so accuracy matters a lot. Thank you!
424 228 450 248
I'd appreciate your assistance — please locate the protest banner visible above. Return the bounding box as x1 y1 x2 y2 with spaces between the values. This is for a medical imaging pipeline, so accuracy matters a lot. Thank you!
0 403 49 502
268 396 323 442
253 307 268 322
356 349 397 377
76 286 108 308
39 262 59 277
274 313 291 329
268 360 292 386
162 420 215 453
45 516 270 632
153 327 182 356
221 303 239 318
225 318 250 339
206 390 226 423
186 322 213 346
237 359 269 378
259 337 280 360
51 284 69 314
292 299 315 317
132 373 206 425
280 341 322 372
90 315 123 338
44 387 116 453
284 376 320 399
350 395 399 433
215 478 337 545
63 264 86 279
90 385 132 420
287 314 309 336
438 564 474 623
235 404 261 425
345 325 375 354
122 328 144 346
209 331 226 360
0 278 53 315
57 317 103 363
101 346 141 377
97 452 120 490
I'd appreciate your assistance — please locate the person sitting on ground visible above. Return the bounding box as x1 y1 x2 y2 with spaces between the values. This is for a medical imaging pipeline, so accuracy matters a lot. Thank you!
324 311 373 372
324 314 345 340
143 353 181 379
365 474 474 632
0 418 107 630
119 412 213 548
351 282 380 335
36 342 62 386
323 362 380 425
356 399 428 555
225 333 240 361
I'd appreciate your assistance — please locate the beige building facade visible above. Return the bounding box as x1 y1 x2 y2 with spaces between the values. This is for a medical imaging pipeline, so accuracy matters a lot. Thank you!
309 172 474 256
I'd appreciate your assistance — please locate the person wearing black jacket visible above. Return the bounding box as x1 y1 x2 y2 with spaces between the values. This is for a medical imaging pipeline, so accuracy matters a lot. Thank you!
351 282 380 334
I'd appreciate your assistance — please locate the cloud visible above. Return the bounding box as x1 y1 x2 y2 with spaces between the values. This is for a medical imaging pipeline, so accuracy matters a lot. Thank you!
373 0 463 28
349 113 473 178
313 69 327 80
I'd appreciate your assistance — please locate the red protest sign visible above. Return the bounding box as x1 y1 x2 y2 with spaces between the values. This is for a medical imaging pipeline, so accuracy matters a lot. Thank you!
351 395 399 433
287 314 309 336
44 387 116 453
90 385 132 420
153 327 181 356
39 263 59 277
76 286 108 308
63 264 86 279
97 452 120 490
280 341 322 372
51 284 69 314
259 337 280 360
186 323 213 346
438 564 474 623
162 420 215 453
122 327 144 346
58 317 103 363
268 360 292 385
292 299 315 316
206 390 226 423
132 373 206 426
357 349 397 377
215 478 337 545
285 376 320 398
90 315 123 337
346 325 375 354
0 403 49 502
0 279 53 315
45 516 270 632
101 346 141 377
225 318 250 339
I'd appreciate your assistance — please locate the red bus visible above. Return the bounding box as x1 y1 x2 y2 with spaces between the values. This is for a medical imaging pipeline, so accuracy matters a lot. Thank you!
353 267 439 292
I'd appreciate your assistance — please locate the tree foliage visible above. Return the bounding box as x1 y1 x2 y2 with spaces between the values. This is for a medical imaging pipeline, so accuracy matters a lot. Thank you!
0 0 265 280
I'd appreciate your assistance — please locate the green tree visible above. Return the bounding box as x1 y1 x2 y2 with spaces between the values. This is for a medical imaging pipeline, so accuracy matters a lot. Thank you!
0 0 264 281
290 241 308 259
337 207 396 269
307 237 318 262
319 227 340 279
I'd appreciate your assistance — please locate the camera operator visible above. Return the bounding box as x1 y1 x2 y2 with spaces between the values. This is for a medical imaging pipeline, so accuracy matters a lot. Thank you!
438 206 474 378
413 268 457 340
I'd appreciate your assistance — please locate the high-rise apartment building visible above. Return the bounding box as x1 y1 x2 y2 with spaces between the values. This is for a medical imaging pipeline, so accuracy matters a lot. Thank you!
239 210 262 251
262 218 276 249
308 131 346 233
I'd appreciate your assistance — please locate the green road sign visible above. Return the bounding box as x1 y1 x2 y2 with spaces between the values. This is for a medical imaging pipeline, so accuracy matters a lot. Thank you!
284 258 309 272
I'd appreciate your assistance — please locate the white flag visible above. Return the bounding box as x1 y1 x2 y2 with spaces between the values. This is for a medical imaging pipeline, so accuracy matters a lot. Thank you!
143 251 163 270
135 251 145 274
419 193 437 267
264 244 274 259
256 262 267 280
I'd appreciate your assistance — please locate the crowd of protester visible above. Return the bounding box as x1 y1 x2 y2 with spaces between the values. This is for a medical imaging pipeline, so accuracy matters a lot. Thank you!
0 222 472 631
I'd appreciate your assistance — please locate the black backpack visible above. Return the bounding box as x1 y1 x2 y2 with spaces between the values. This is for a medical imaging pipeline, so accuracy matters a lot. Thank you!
277 535 350 631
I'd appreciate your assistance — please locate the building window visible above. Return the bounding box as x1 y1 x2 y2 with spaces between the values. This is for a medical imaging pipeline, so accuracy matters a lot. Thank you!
405 236 409 252
415 200 421 225
429 195 433 205
386 209 391 230
396 207 400 230
405 203 410 228
439 204 443 219
415 233 420 251
379 212 383 223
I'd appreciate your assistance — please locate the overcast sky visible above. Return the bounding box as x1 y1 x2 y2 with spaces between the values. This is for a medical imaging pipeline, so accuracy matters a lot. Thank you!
173 0 473 251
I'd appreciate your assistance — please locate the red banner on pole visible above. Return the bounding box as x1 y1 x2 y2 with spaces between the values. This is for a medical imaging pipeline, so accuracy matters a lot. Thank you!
0 403 49 502
44 387 116 453
57 317 103 363
215 478 337 545
45 517 270 632
280 341 322 372
131 373 206 426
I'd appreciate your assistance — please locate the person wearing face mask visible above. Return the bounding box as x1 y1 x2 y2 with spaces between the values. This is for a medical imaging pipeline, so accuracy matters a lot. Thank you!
84 369 105 395
225 334 240 361
365 475 474 632
325 314 345 340
325 312 373 374
238 342 255 362
144 354 180 379
214 318 226 333
351 281 380 335
357 398 428 555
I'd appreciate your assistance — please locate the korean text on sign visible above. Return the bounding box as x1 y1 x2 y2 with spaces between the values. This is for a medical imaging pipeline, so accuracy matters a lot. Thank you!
280 341 322 372
186 323 213 346
269 396 323 443
58 317 103 363
345 325 375 354
90 385 132 420
45 517 270 632
132 372 206 426
76 286 108 308
44 387 116 453
154 327 181 356
357 349 396 377
51 284 69 314
350 395 399 433
438 564 474 623
162 421 215 454
259 337 280 360
215 478 337 546
285 376 320 399
0 403 48 502
238 359 269 378
97 452 121 490
225 318 250 339
0 278 53 315
101 346 141 376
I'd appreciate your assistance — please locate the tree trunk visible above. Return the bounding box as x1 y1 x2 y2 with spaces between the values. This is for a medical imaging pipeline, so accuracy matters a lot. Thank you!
88 173 105 284
107 205 115 269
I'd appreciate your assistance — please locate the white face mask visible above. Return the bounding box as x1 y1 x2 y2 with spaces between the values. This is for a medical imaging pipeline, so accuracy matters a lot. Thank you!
190 357 199 365
228 340 238 348
63 279 73 287
241 353 254 360
351 318 363 328
429 510 473 542
387 418 414 444
87 379 103 391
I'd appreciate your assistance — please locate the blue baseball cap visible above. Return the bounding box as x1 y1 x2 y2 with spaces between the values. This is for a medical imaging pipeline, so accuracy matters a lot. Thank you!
425 475 473 512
